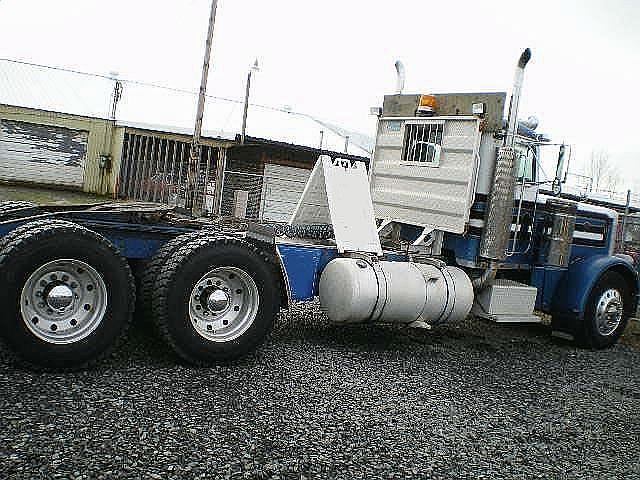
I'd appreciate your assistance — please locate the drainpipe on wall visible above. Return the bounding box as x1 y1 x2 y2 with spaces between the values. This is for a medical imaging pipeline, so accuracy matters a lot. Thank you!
100 74 123 196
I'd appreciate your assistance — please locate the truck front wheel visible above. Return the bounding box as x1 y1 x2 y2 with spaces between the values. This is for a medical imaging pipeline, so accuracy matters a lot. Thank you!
580 271 631 349
152 237 279 364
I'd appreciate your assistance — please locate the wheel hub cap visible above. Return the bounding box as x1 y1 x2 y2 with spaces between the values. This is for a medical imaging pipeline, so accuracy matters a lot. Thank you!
189 266 259 343
595 288 623 336
207 289 230 313
46 284 74 311
20 259 108 344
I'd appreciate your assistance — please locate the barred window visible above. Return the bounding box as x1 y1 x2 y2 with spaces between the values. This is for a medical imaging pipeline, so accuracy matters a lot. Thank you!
401 123 443 166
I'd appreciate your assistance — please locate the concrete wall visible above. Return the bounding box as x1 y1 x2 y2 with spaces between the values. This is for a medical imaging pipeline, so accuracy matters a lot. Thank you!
0 104 121 196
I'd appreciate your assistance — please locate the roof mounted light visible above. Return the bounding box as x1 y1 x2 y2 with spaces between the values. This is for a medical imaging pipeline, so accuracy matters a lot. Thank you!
416 94 437 117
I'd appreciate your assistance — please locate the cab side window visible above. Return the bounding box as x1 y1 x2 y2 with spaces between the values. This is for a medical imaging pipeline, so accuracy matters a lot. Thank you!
515 144 536 182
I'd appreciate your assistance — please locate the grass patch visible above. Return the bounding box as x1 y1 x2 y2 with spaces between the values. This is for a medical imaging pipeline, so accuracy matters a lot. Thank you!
0 184 107 205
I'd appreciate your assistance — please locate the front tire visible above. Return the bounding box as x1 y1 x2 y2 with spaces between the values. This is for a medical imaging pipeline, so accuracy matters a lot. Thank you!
579 271 631 349
152 237 279 364
0 220 135 369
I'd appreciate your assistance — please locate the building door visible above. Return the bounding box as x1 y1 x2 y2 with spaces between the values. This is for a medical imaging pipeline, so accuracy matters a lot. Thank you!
0 119 87 188
261 163 311 222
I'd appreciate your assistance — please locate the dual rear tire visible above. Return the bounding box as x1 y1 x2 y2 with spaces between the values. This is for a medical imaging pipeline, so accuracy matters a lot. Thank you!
149 236 280 365
0 222 279 369
0 221 135 370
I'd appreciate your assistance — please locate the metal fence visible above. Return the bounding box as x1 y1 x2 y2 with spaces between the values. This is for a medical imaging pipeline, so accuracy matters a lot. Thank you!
118 133 219 215
219 170 264 219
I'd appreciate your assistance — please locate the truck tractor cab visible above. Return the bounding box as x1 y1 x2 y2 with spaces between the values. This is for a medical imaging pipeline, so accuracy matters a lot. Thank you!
364 49 637 347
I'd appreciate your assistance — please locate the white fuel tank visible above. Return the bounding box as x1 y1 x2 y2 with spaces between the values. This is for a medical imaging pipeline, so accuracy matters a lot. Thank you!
319 258 473 325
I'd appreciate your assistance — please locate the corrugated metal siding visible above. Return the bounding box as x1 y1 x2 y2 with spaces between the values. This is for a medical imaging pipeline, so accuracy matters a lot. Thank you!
0 105 116 195
0 119 87 187
261 164 311 222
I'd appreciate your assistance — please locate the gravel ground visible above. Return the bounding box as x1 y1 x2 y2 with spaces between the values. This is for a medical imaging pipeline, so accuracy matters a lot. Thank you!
1 303 639 480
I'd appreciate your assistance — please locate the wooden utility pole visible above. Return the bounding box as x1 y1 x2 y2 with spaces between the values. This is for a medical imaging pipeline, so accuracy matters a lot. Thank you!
185 0 218 215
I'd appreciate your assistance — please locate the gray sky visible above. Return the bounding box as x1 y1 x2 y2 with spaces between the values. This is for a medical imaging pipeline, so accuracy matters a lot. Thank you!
1 0 639 188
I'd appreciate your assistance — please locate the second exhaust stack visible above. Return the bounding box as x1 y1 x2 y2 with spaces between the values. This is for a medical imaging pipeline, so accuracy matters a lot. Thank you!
478 48 532 264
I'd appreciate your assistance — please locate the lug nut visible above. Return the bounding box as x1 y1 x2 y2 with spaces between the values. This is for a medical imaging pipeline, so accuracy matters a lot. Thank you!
50 274 57 281
62 275 69 282
50 324 57 331
70 319 77 326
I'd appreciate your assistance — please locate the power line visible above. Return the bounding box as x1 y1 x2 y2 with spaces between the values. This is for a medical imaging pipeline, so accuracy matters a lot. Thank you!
0 57 372 152
0 57 297 115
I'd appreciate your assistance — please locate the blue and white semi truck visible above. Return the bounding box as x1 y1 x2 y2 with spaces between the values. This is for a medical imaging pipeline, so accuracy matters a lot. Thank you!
0 49 636 369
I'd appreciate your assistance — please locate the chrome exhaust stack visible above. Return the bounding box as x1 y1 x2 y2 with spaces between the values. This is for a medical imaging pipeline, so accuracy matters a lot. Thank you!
394 60 406 94
475 48 532 290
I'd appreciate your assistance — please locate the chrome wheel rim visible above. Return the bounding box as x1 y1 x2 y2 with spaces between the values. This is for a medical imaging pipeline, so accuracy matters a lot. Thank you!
595 288 623 336
20 259 108 344
189 266 259 342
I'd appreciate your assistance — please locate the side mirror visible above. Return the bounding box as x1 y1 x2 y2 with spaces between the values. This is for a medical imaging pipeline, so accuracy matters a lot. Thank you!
552 144 570 195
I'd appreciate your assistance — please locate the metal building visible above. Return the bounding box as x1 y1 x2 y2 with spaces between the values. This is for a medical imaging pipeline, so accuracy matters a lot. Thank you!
116 122 368 221
0 104 121 195
0 59 372 219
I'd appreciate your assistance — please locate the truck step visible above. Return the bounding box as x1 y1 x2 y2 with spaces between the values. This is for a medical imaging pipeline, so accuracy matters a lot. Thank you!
472 279 539 323
479 313 542 323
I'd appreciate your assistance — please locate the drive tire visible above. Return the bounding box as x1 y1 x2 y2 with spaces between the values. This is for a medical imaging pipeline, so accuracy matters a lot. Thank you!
0 220 135 370
138 231 207 320
578 271 631 349
0 201 38 221
152 236 279 365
